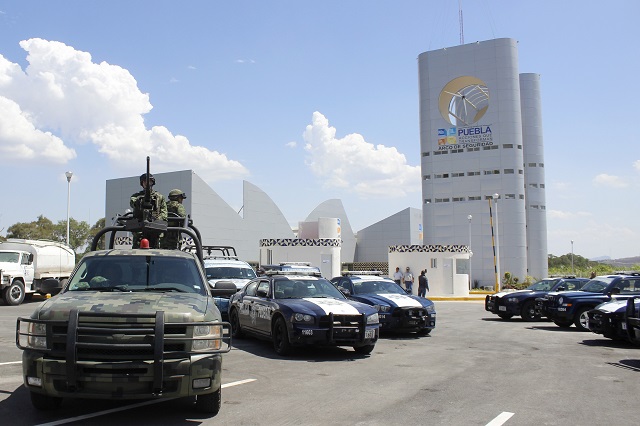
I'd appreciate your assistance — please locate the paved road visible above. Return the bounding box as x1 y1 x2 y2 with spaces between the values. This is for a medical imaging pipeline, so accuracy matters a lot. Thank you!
0 299 638 425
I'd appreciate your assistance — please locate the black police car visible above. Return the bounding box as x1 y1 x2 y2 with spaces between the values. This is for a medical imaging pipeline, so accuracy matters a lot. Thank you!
331 272 436 334
485 277 588 321
587 298 640 342
537 273 640 331
228 271 380 356
625 297 640 345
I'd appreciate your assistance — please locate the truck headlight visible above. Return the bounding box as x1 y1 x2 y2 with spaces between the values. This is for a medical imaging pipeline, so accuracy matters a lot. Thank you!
366 313 379 324
375 305 391 313
26 322 47 350
292 313 314 324
426 304 435 314
192 325 222 351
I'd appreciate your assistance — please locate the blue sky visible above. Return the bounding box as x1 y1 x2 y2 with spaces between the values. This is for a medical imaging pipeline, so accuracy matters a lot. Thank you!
0 1 638 260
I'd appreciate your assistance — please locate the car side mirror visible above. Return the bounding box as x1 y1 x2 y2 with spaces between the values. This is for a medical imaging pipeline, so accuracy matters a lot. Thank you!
256 289 268 298
339 288 351 297
41 278 62 296
556 285 566 291
210 280 237 297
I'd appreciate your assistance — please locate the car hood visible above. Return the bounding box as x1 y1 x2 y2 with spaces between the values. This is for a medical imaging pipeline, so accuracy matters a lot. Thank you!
493 289 535 298
547 290 597 297
281 297 377 316
35 291 211 321
354 293 433 309
593 299 628 313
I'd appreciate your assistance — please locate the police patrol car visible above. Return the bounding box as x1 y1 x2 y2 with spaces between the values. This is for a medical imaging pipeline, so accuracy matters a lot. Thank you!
202 246 256 319
228 270 380 356
331 272 436 334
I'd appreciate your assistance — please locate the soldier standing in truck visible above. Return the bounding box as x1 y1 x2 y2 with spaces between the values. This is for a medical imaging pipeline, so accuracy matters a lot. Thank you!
161 189 187 249
129 172 167 248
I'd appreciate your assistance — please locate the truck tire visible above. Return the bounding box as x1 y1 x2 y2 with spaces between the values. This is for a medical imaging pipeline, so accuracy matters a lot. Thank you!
30 391 62 410
195 386 221 415
3 280 25 306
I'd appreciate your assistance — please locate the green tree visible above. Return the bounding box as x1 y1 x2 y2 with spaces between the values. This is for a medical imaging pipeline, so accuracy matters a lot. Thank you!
5 215 100 255
6 215 56 240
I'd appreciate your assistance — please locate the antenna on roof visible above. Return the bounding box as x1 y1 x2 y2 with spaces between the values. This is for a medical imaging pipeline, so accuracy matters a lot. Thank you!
459 0 464 45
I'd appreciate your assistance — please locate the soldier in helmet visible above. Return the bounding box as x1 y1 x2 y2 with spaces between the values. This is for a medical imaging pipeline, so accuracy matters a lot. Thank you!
161 189 187 249
129 173 168 248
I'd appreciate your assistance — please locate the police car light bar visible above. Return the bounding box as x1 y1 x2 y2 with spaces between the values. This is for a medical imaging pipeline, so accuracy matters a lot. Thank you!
279 262 313 266
265 270 322 277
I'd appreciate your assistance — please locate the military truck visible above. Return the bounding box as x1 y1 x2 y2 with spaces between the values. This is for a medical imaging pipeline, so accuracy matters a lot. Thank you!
0 239 75 305
16 158 236 414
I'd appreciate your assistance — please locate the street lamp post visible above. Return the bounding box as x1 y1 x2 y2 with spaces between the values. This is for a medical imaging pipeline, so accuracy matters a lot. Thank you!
65 171 73 246
571 240 574 275
493 193 501 292
467 214 473 290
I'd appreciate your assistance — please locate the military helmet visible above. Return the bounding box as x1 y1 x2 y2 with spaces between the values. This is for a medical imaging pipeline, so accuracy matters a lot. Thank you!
168 189 187 200
139 173 155 186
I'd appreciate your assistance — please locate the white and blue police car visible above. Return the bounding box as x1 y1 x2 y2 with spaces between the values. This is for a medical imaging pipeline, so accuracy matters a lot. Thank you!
331 272 436 335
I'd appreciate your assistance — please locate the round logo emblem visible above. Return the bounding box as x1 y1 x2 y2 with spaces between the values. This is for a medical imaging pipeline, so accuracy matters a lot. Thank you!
438 76 490 126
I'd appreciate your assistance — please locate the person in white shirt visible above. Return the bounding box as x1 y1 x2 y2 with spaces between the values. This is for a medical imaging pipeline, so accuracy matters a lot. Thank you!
404 267 414 293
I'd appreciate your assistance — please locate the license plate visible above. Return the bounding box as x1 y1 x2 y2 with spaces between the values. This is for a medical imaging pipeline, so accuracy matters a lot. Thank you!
622 323 627 330
365 329 375 339
408 320 418 325
498 306 506 311
558 307 566 312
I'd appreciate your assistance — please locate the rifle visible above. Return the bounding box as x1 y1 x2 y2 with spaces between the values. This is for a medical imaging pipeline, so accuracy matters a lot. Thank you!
143 156 153 221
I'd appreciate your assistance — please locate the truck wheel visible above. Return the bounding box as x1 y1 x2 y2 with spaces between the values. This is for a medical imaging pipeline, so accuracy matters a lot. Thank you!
272 317 292 356
229 308 243 338
353 344 375 355
30 391 62 410
574 307 592 331
195 386 221 415
521 300 541 322
3 280 25 306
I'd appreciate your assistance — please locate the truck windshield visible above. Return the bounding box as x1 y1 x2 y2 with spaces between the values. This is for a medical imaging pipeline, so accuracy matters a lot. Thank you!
0 252 20 263
67 255 205 294
206 266 257 280
353 280 406 295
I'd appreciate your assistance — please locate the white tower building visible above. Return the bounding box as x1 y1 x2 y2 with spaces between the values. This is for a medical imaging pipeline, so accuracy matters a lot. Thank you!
418 38 548 287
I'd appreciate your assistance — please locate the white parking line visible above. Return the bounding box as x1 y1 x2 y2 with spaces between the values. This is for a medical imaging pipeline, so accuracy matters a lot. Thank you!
486 412 515 426
35 378 257 426
0 361 22 366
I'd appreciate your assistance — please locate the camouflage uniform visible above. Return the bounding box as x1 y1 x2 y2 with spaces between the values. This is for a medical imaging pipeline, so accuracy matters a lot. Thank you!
129 189 168 248
161 189 187 250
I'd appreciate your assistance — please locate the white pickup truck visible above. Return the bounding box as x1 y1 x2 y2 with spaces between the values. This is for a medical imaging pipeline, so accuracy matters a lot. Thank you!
0 239 75 305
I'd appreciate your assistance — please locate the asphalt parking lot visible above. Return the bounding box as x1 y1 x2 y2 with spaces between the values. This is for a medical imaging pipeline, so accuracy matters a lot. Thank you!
0 298 638 425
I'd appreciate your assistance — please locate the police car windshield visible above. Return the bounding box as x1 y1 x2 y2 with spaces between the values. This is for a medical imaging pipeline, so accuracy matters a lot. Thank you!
206 266 256 280
527 279 557 291
580 278 614 293
274 279 346 299
353 280 405 295
67 256 205 294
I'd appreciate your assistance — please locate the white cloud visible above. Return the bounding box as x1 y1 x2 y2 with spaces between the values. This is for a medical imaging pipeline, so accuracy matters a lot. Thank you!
0 96 76 163
303 111 421 197
593 173 628 188
0 38 248 181
286 141 297 148
634 160 640 171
